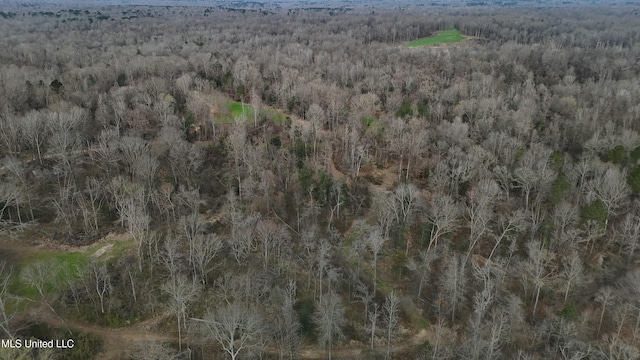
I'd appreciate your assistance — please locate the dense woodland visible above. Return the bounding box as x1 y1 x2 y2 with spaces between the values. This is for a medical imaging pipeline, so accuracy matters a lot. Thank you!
1 1 640 359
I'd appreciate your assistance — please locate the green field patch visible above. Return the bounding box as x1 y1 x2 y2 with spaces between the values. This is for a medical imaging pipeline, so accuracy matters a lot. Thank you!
7 238 129 304
223 101 287 124
228 101 254 120
361 117 379 128
407 29 466 47
8 251 89 305
362 117 383 135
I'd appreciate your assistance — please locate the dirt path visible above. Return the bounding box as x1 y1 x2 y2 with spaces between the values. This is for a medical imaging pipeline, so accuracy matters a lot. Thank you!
26 305 432 359
2 233 434 359
20 301 432 360
1 131 431 359
17 304 176 359
287 111 400 194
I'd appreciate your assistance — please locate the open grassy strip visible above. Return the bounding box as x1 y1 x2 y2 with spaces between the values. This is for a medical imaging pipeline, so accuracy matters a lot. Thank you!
9 251 89 300
6 239 128 303
228 101 254 120
223 101 287 124
406 29 466 47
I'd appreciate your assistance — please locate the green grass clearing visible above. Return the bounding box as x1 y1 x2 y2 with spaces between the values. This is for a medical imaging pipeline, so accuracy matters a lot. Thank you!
228 101 254 120
10 252 88 298
222 101 287 124
6 238 130 305
361 117 380 129
362 117 384 136
407 29 466 47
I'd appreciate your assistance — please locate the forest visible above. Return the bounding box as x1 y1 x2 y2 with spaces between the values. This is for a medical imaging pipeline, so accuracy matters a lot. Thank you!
1 1 640 359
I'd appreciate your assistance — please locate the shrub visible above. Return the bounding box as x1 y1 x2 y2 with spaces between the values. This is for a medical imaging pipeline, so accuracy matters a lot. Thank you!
629 146 640 165
580 199 608 228
604 145 627 165
627 166 640 193
549 150 564 171
557 301 578 321
549 172 570 205
395 100 413 118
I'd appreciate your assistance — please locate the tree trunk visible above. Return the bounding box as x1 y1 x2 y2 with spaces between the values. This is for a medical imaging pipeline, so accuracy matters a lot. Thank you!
533 285 541 316
597 305 606 337
564 280 571 303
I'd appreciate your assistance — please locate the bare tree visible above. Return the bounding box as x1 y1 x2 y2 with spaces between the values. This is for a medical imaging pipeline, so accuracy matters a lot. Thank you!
169 140 203 189
618 213 640 265
620 270 640 342
201 301 265 360
440 253 467 322
306 103 325 161
160 235 185 280
407 249 438 298
315 238 332 300
179 210 204 277
0 261 15 338
256 219 289 269
467 278 494 360
430 315 457 360
20 110 48 164
394 183 420 225
161 275 200 351
587 166 631 226
365 227 386 294
84 177 104 233
371 192 396 240
86 261 110 315
46 108 85 174
272 280 302 360
613 302 634 341
383 291 400 359
596 286 615 338
513 166 537 210
488 210 526 261
313 291 345 360
123 200 150 272
561 251 584 303
190 234 223 284
393 183 422 253
227 211 260 265
356 282 375 327
465 198 493 264
552 201 578 248
0 110 21 153
600 334 640 360
367 302 380 350
122 257 138 305
132 341 177 360
426 194 460 252
2 157 34 222
0 181 23 224
520 240 556 316
21 260 58 314
250 87 262 127
350 222 368 280
90 129 120 177
493 165 513 200
51 179 80 235
325 84 347 130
